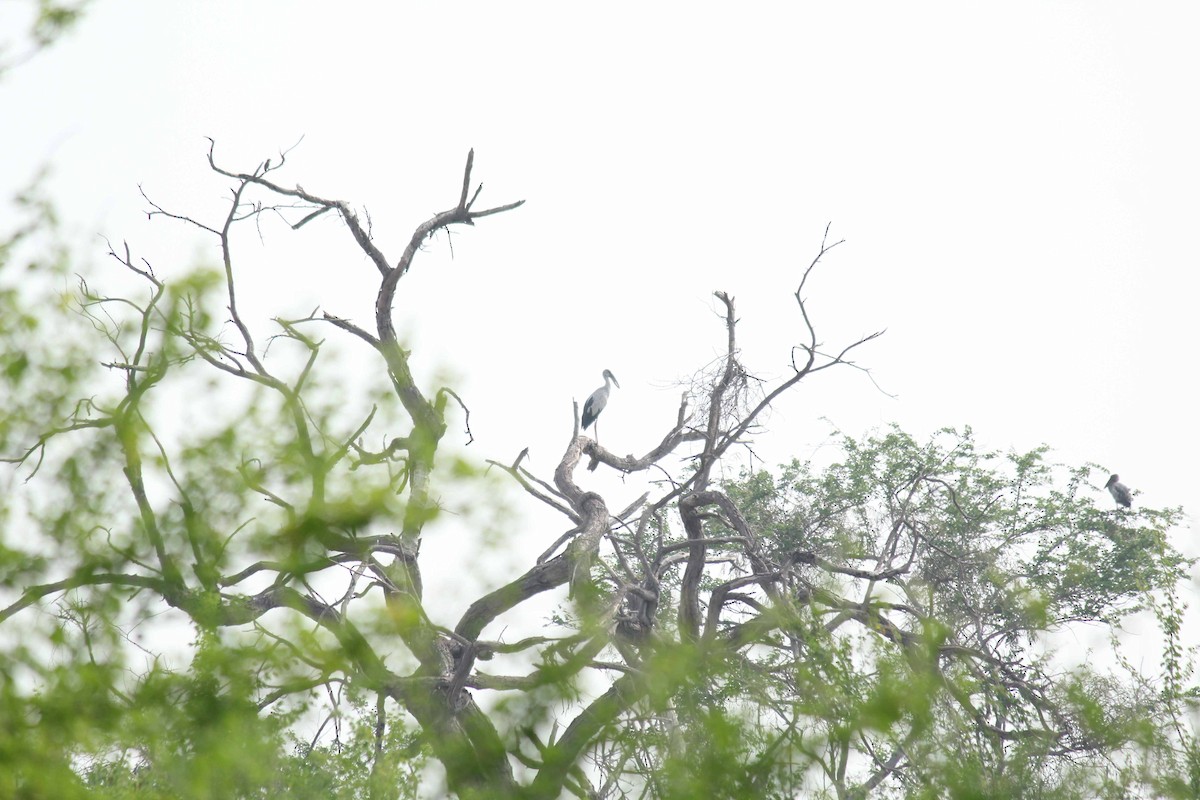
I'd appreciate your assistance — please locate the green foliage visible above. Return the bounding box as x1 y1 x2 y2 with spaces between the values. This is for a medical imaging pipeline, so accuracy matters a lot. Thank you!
2 162 1195 800
710 426 1193 797
727 426 1188 632
0 182 418 798
0 0 89 77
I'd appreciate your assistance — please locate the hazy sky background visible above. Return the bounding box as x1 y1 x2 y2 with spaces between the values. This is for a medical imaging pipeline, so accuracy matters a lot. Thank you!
3 3 1198 658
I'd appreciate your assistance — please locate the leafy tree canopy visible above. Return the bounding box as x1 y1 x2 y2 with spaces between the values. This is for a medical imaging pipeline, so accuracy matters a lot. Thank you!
1 150 1196 800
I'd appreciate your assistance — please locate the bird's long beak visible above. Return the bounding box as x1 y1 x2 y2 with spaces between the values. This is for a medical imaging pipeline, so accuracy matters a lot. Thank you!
612 375 621 389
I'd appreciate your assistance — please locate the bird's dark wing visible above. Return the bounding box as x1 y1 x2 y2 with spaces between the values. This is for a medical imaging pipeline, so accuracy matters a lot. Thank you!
582 395 598 429
583 388 609 429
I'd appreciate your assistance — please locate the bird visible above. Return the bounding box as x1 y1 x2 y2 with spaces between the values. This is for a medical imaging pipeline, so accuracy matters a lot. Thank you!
1105 474 1133 509
582 370 619 472
582 369 619 431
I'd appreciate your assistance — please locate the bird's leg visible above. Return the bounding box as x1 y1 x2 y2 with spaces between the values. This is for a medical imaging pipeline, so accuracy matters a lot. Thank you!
585 420 602 473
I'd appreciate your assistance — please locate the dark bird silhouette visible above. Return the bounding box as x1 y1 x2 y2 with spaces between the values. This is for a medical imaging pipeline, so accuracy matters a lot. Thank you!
582 369 619 430
1105 474 1133 509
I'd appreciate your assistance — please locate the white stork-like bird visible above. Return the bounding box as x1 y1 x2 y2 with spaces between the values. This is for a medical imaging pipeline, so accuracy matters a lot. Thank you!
582 370 619 472
1105 474 1133 509
582 369 619 431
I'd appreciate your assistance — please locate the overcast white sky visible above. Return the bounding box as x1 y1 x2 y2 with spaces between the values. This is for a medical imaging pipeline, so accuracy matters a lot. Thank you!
3 3 1198 653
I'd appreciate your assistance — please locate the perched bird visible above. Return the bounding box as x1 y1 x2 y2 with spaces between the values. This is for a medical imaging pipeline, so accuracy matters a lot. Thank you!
1105 474 1133 509
582 369 619 430
582 369 619 472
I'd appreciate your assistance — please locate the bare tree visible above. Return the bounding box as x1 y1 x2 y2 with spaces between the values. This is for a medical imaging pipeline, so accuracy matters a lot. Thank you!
1 147 1189 799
